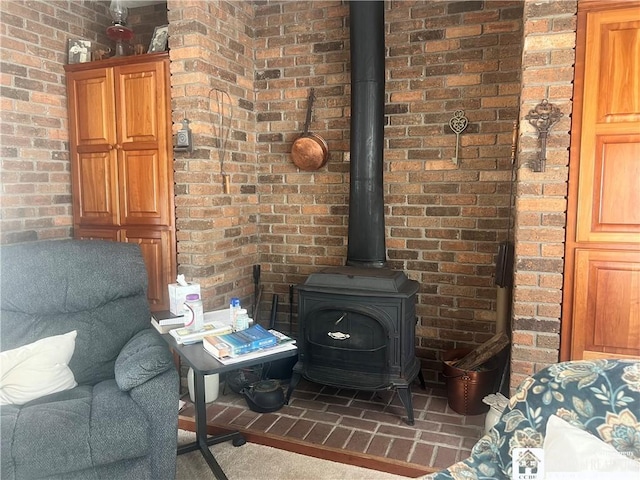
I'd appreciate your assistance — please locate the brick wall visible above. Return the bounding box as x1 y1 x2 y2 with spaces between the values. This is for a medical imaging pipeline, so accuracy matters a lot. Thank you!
167 0 260 312
1 0 578 387
510 0 577 389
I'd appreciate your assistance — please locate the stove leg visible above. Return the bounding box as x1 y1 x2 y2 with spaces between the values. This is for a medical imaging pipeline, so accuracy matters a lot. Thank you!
396 385 415 426
285 372 301 404
417 369 426 390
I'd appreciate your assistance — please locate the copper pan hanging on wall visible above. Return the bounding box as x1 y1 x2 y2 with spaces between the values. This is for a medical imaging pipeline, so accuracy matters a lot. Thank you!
291 88 329 171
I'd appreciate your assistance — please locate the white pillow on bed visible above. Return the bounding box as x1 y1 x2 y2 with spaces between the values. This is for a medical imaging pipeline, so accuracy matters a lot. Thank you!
0 330 78 405
543 414 639 479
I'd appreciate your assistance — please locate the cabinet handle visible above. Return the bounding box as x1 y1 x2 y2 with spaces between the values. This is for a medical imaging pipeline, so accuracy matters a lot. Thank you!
115 144 122 150
107 144 114 150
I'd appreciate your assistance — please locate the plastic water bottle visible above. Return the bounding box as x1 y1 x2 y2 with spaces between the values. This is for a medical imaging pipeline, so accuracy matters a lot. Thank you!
234 308 250 331
184 293 204 331
229 297 240 328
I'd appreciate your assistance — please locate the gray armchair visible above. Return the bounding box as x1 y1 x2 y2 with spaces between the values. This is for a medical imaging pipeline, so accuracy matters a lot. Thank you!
1 240 179 479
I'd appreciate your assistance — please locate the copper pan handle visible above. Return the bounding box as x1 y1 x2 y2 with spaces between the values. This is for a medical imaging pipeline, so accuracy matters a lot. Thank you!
302 88 315 135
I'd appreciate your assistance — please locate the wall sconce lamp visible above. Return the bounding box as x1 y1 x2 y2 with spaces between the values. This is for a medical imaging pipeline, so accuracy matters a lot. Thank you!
524 99 563 173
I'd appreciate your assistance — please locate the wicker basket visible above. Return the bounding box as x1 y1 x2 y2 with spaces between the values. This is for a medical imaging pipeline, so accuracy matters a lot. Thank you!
442 348 499 416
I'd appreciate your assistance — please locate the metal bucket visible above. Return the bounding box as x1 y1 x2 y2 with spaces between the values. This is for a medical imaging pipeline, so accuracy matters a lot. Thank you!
442 348 499 416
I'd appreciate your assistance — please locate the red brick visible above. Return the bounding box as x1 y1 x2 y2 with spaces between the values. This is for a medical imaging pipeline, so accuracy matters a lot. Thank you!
433 446 460 469
366 435 391 457
266 417 296 436
387 438 414 462
410 443 436 467
304 423 333 444
323 426 350 449
345 430 373 453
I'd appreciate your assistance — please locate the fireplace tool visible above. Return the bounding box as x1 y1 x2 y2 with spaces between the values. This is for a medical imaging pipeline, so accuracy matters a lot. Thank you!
493 120 519 395
210 88 232 194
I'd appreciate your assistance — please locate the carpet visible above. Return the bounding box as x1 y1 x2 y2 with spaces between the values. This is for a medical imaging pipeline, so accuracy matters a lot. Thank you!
176 429 420 480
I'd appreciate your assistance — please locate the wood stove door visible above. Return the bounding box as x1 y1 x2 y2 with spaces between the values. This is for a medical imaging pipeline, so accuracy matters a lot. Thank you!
302 306 390 389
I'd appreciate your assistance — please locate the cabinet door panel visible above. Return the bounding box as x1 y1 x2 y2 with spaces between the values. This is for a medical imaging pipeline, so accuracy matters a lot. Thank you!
74 151 119 226
596 16 640 123
119 149 168 225
115 62 166 144
576 134 640 241
573 249 640 359
122 228 172 311
67 69 116 148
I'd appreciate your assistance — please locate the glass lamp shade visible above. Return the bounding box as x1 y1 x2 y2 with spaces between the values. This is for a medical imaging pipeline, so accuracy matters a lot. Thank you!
109 0 128 26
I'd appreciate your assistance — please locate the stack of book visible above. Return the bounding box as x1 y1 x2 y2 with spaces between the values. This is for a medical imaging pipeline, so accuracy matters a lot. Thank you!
151 308 234 344
150 311 185 334
203 325 296 364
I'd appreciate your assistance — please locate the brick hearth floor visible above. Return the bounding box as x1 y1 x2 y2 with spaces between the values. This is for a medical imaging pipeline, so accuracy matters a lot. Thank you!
178 374 486 476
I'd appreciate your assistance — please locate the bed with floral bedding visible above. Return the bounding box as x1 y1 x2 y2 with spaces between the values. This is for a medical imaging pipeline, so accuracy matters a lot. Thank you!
427 359 640 479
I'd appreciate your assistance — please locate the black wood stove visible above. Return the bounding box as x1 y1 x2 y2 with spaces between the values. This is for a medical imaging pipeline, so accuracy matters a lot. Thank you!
285 1 424 425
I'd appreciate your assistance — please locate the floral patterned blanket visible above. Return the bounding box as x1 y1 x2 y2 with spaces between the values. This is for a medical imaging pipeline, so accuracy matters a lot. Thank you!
427 359 640 479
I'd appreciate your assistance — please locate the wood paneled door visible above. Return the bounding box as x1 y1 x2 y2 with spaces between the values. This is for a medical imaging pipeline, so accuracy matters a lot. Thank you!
65 53 176 312
562 1 640 360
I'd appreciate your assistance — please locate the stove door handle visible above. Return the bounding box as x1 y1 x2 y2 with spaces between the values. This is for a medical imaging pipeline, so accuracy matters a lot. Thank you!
334 313 346 325
328 331 350 340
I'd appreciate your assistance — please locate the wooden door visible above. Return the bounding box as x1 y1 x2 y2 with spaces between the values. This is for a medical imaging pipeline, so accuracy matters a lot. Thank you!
115 61 171 227
66 68 119 226
562 2 640 360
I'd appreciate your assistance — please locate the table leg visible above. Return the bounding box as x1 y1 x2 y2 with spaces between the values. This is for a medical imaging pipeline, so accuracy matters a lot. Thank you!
177 369 245 480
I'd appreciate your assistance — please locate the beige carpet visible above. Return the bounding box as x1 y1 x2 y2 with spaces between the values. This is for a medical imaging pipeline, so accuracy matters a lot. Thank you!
176 430 419 480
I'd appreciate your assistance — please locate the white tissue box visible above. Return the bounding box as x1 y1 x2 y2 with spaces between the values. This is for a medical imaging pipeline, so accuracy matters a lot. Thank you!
168 283 201 315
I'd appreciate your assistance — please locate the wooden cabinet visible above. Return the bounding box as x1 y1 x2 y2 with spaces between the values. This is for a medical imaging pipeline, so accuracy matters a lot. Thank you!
65 53 176 312
562 2 640 360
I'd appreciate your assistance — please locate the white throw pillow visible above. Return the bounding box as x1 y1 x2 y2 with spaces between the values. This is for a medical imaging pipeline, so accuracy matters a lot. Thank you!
0 330 78 405
543 414 639 480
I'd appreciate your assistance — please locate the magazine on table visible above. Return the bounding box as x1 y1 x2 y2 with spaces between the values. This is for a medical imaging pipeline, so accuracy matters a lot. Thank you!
202 340 297 365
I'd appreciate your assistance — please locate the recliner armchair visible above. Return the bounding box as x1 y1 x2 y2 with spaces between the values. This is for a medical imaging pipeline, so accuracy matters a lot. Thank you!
1 240 179 479
427 359 640 479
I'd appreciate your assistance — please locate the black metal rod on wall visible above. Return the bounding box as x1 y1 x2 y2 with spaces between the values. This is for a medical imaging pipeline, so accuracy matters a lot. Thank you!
346 0 387 268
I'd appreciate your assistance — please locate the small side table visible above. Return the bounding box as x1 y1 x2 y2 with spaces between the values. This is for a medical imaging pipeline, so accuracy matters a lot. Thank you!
162 334 298 480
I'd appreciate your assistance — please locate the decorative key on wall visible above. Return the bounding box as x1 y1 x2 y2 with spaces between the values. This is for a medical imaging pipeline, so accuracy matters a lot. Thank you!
449 110 469 166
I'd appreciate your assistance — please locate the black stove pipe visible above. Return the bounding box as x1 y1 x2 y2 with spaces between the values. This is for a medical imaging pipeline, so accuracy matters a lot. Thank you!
346 0 387 268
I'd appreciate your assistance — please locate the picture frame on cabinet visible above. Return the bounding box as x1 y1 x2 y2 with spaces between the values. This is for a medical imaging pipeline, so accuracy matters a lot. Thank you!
67 38 92 64
148 25 168 53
